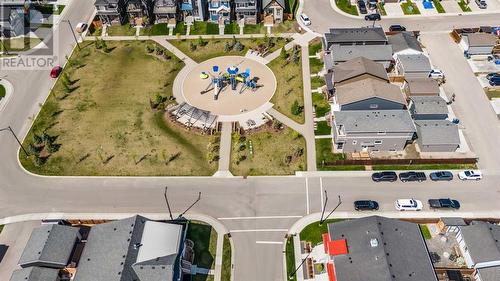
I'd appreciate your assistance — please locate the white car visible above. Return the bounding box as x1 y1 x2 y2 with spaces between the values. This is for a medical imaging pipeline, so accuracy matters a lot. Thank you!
458 170 482 181
300 13 311 26
395 199 423 211
75 22 88 33
429 69 445 79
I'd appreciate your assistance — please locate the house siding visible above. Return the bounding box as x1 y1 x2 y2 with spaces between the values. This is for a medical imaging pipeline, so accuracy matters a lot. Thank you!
335 73 388 86
340 97 405 111
417 143 459 152
332 126 414 152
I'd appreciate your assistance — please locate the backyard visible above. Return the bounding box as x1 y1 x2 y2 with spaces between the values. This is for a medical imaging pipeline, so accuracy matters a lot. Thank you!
230 126 306 176
20 40 219 176
268 46 305 124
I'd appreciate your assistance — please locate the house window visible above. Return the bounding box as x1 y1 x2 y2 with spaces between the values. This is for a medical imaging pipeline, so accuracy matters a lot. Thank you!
369 104 379 109
337 142 344 149
374 140 383 144
377 131 386 135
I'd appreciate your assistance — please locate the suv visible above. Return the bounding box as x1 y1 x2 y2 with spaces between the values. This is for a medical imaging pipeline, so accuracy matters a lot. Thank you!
365 13 381 21
354 200 379 211
486 72 500 80
429 69 445 79
428 198 460 209
489 76 500 86
389 25 406 32
357 0 367 14
475 0 487 9
429 171 453 181
372 171 397 182
458 170 482 180
300 13 311 26
399 171 427 182
395 199 423 211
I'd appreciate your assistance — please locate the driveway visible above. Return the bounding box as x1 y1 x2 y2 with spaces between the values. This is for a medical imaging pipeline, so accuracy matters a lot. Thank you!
415 1 439 15
440 0 463 13
384 3 405 16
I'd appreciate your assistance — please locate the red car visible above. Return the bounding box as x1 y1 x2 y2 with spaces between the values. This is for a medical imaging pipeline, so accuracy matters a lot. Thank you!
50 66 62 78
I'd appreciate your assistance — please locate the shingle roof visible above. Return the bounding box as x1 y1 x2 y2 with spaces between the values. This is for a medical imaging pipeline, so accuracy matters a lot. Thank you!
10 267 59 281
18 224 79 268
415 120 459 146
410 96 448 115
329 44 393 63
325 27 387 45
327 216 438 281
477 266 500 281
333 110 416 133
397 54 431 73
458 221 500 264
333 57 388 83
440 217 467 226
405 78 440 95
263 0 285 9
463 33 497 47
388 32 423 53
335 77 406 106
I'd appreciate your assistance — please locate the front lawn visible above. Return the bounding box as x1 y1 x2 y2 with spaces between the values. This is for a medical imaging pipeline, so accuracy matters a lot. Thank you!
311 76 325 89
458 0 471 11
420 224 432 240
1 37 42 52
189 21 220 35
309 39 322 56
315 121 331 135
268 46 305 124
140 23 170 36
186 221 218 270
107 23 136 36
20 41 219 176
312 93 330 117
335 0 359 15
432 0 446 13
224 22 239 34
285 236 296 281
373 163 477 170
230 127 306 176
221 235 232 281
300 219 344 246
309 58 323 74
401 0 421 14
243 23 265 34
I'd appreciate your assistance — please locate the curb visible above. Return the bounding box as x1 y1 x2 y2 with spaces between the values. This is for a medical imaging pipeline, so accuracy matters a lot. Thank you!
0 78 14 113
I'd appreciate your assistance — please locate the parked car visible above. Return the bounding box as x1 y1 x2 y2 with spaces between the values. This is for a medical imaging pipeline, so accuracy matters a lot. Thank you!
300 13 311 26
429 171 454 181
489 76 500 86
364 13 381 21
50 66 62 78
357 0 368 14
458 170 482 181
389 24 406 32
395 199 423 211
429 69 445 79
486 72 500 80
354 200 379 211
475 0 487 9
75 22 88 33
399 171 427 182
428 198 460 209
371 171 398 182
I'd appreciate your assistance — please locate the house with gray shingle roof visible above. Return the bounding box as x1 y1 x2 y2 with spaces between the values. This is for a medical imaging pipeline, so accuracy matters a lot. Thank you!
460 33 498 56
95 0 128 25
18 224 80 269
332 110 416 152
403 78 440 97
10 266 60 281
324 44 393 70
415 120 459 152
262 0 285 24
388 31 423 59
395 54 432 79
409 96 448 120
323 27 388 52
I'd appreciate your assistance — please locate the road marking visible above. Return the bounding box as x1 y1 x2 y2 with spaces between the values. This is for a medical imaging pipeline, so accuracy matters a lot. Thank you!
320 177 324 211
230 229 288 233
218 215 302 220
305 177 310 215
256 241 283 245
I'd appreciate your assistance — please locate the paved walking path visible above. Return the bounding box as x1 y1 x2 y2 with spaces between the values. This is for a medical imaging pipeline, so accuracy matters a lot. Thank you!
151 38 197 65
263 40 295 62
267 108 304 134
216 122 233 177
85 33 295 42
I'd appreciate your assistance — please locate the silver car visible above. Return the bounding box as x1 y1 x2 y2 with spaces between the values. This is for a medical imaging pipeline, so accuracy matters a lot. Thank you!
475 0 487 9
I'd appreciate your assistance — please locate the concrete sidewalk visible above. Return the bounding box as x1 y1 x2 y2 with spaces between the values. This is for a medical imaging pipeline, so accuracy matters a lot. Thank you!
216 122 233 177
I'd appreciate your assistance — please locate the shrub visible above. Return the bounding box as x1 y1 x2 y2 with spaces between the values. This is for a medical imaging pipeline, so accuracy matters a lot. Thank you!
233 41 244 51
291 100 303 115
189 42 197 51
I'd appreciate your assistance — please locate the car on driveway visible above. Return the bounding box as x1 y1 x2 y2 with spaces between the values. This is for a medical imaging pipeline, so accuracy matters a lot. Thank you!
357 0 367 14
395 199 423 211
372 171 397 182
76 22 88 33
354 200 379 211
486 72 500 80
389 25 406 32
399 171 427 182
50 66 62 78
300 13 311 26
428 198 460 209
364 13 381 21
475 0 487 9
458 170 482 181
429 69 445 79
429 171 453 181
489 76 500 86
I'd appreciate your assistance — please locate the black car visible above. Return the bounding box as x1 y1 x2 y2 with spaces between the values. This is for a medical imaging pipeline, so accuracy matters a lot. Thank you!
428 198 460 209
486 72 500 80
389 25 406 32
399 171 427 182
429 171 454 181
357 0 367 14
489 76 500 86
354 200 379 211
371 171 397 182
364 13 381 21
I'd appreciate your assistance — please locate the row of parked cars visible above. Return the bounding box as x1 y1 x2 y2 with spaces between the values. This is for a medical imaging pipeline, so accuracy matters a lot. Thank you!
487 72 500 86
354 198 461 211
371 170 482 182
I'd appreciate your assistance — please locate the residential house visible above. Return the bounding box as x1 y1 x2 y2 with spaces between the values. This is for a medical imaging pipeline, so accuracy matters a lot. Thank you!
415 120 460 152
0 6 43 37
332 57 389 87
181 0 207 21
437 217 467 234
207 0 231 24
409 96 448 120
388 31 423 59
153 0 179 23
323 216 438 281
10 267 60 281
127 0 149 25
456 221 500 281
323 27 388 52
403 78 440 97
460 33 497 56
73 215 192 281
324 44 394 70
332 110 416 152
395 54 432 79
234 0 258 24
95 0 128 25
262 0 284 25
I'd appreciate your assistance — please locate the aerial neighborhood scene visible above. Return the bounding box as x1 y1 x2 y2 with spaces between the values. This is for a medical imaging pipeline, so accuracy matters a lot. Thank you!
1 0 500 280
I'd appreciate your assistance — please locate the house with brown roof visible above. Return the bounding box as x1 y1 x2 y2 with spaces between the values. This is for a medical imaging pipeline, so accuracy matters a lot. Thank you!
332 57 389 87
403 78 440 98
460 33 498 56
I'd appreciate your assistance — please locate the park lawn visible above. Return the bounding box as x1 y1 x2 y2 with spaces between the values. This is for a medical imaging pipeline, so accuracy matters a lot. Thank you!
230 128 306 176
401 0 421 14
420 224 432 240
20 40 219 176
315 121 331 136
336 0 359 15
285 237 296 281
485 89 500 100
221 234 232 281
168 37 287 63
190 21 219 35
309 58 323 74
432 0 446 13
1 37 42 52
0 84 5 100
268 47 305 124
107 23 136 36
312 93 329 117
300 219 344 246
373 163 477 170
187 221 218 270
458 0 471 11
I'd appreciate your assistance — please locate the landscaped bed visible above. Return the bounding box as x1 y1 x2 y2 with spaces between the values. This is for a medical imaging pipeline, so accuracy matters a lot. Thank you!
20 40 219 176
230 126 306 176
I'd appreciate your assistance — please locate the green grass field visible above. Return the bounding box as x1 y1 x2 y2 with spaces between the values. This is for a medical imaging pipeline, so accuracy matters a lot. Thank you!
300 219 344 246
190 21 220 35
309 39 322 56
0 84 5 101
315 121 331 135
336 0 359 15
401 0 421 14
312 93 330 118
187 221 218 270
140 23 171 36
309 58 323 74
221 235 232 281
107 23 136 36
420 224 432 239
285 237 296 281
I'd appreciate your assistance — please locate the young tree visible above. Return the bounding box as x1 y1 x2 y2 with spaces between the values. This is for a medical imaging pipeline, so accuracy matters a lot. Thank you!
280 46 288 59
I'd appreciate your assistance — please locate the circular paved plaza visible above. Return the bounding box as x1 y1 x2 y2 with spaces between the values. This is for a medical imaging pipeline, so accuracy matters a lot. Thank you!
181 56 276 117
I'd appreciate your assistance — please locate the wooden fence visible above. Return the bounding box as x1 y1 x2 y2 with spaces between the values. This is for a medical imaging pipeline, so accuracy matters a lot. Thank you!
322 157 477 167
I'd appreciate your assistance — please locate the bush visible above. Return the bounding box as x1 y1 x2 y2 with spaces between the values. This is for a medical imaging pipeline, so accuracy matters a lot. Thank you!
280 47 288 59
233 41 244 51
189 42 197 51
291 100 303 116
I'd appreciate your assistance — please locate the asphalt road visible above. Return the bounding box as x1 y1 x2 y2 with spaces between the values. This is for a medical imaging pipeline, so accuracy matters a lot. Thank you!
1 1 500 281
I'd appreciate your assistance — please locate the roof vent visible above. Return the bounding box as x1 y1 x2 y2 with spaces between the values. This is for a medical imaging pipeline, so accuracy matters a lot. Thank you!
134 243 143 249
370 238 379 247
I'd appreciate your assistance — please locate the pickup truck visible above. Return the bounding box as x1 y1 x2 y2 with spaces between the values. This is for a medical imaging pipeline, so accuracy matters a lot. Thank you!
399 171 427 182
428 198 460 209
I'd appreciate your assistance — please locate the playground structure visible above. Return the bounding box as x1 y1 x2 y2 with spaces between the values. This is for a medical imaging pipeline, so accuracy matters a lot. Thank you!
199 64 261 100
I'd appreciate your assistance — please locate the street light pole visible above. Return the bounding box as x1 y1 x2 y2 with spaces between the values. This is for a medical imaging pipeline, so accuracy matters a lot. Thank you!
289 252 311 280
164 186 174 221
62 20 80 50
0 126 30 156
178 192 201 219
320 193 342 225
